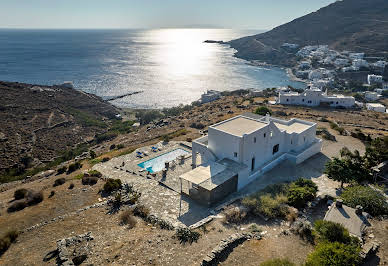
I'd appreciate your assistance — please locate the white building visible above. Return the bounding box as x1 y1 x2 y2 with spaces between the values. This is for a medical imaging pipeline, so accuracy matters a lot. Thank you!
298 61 311 70
383 82 388 90
181 113 322 205
349 53 365 60
334 58 349 67
368 74 383 85
282 43 299 49
365 91 381 101
201 90 221 104
278 88 355 108
371 61 387 69
308 70 323 80
352 59 369 70
366 103 386 113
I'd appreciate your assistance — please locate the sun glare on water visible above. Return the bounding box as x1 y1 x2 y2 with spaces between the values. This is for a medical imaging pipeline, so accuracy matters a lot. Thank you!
148 29 216 77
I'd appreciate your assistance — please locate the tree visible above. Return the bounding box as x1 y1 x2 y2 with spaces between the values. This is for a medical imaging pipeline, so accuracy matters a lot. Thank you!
340 185 388 216
305 242 361 266
364 137 388 168
324 157 353 188
324 148 372 188
255 106 272 116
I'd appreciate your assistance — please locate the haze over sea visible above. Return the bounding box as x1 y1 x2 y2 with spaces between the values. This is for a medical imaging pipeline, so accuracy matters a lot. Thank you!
0 29 305 108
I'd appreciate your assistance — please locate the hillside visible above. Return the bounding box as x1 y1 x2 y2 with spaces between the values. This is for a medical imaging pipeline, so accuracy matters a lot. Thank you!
229 0 388 66
0 81 119 179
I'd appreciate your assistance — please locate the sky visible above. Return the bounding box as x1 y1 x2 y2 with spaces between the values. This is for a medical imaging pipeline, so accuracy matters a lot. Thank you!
0 0 336 30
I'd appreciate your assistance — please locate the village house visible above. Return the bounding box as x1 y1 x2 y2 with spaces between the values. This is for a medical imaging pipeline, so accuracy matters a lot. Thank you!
334 58 349 67
384 82 388 90
368 74 383 85
277 87 355 108
180 113 322 205
352 59 369 70
201 90 221 104
349 52 365 60
366 103 386 113
365 91 381 101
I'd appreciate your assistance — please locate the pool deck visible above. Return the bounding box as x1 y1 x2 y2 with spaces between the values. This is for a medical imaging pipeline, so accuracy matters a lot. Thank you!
93 141 210 227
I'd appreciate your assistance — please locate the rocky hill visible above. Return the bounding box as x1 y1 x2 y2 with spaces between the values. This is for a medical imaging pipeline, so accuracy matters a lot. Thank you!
0 81 119 178
229 0 388 66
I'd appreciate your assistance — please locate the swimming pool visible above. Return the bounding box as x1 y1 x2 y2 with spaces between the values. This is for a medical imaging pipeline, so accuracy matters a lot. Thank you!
137 148 190 173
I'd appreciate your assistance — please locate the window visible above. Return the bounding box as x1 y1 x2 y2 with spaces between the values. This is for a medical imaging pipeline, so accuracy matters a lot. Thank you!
304 136 306 142
234 152 237 158
251 157 255 171
273 144 279 154
291 140 293 144
264 133 266 138
302 99 305 102
286 99 289 102
254 137 256 143
336 101 339 104
270 131 273 138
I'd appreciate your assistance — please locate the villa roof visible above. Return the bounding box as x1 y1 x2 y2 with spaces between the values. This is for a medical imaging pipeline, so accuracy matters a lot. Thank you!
274 122 312 134
180 159 247 191
212 116 267 137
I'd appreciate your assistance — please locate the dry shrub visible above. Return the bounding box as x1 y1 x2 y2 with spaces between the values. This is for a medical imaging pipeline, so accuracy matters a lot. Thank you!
14 188 28 200
68 183 75 189
133 205 150 218
26 190 44 206
82 176 98 186
120 210 137 229
53 178 66 187
7 190 43 212
7 200 28 213
0 230 19 256
223 207 247 224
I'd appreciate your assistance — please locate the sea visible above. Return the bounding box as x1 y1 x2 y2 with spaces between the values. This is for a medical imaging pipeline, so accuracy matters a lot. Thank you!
0 29 305 108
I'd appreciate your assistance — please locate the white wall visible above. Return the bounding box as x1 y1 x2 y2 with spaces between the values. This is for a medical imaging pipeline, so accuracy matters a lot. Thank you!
208 127 241 162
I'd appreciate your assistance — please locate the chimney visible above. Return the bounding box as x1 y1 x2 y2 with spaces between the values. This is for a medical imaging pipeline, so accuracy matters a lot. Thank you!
356 205 363 215
265 113 270 123
335 199 343 208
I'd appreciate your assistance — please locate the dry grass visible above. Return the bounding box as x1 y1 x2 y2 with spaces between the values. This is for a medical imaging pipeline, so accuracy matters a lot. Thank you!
120 210 137 229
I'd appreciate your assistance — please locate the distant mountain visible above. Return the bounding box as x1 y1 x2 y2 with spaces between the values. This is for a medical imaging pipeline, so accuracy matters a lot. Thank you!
229 0 388 66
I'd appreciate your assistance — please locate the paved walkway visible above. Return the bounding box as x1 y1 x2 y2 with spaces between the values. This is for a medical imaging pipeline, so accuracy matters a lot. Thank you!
93 141 211 227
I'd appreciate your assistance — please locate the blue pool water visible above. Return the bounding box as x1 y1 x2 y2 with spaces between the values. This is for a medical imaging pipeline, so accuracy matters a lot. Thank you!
137 148 190 173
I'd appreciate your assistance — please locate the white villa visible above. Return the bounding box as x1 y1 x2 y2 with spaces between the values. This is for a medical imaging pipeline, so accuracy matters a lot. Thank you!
366 103 386 113
277 87 355 108
365 91 381 101
368 74 383 85
180 113 322 205
201 90 221 104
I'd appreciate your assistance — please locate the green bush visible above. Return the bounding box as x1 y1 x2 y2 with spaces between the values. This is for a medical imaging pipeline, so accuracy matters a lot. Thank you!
68 183 75 189
305 242 361 266
88 170 102 178
53 178 66 187
314 220 359 245
261 258 295 266
103 179 122 194
340 185 388 216
57 166 67 175
133 204 150 218
110 144 116 150
102 157 110 163
14 188 28 200
255 106 272 116
176 228 201 244
0 230 19 256
89 150 96 159
287 178 318 209
242 183 290 218
95 132 117 144
48 190 55 198
67 162 82 174
82 176 98 186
